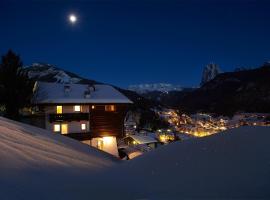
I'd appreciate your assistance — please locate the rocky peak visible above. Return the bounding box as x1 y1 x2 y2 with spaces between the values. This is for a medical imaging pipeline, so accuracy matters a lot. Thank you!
200 63 222 86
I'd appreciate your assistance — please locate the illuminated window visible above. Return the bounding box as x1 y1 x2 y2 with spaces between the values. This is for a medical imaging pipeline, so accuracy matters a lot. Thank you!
81 123 86 130
97 139 104 150
74 105 81 112
103 136 113 145
61 124 68 134
56 106 62 114
53 124 60 132
105 105 115 112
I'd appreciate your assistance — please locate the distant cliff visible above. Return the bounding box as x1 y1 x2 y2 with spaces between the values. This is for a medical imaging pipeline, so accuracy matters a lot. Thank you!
200 63 222 86
179 64 270 115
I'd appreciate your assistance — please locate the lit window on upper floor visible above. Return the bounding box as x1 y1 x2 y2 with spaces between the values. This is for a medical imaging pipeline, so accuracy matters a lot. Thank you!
56 106 62 114
105 105 116 112
74 105 81 112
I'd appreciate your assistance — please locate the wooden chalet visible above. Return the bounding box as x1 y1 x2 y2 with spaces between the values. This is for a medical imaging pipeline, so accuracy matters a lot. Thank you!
32 81 133 156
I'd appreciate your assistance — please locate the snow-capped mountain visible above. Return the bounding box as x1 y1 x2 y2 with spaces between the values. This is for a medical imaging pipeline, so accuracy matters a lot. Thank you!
25 63 84 84
200 63 222 86
128 83 183 94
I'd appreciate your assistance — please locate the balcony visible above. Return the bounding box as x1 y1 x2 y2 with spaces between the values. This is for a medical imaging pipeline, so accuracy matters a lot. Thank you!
65 132 92 141
49 113 89 123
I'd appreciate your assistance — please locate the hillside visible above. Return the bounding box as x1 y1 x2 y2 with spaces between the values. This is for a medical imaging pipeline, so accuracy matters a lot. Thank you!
126 83 196 108
128 83 183 94
0 122 270 200
92 126 270 199
128 64 270 116
1 118 270 199
177 65 270 115
0 117 119 200
24 63 98 85
0 117 118 170
135 88 195 107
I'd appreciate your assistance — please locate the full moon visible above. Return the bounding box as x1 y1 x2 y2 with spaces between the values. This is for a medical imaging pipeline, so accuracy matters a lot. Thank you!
69 14 77 24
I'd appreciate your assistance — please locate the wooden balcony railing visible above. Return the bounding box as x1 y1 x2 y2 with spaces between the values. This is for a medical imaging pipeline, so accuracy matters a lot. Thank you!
49 113 89 123
65 132 92 141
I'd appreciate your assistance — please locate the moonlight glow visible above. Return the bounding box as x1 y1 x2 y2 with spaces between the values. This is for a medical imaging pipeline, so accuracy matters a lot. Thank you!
69 14 77 24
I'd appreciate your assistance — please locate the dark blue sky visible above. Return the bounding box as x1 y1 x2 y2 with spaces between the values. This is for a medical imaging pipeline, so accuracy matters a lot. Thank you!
1 0 270 88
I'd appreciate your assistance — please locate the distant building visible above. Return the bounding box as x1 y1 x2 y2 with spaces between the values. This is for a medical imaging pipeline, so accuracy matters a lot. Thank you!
119 135 160 159
122 135 159 149
32 81 133 156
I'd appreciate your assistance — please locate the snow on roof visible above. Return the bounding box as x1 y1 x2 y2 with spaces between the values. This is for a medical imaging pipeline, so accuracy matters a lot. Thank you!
33 81 133 104
128 135 158 144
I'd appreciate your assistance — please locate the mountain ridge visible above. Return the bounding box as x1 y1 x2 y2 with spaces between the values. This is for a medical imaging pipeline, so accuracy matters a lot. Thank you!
23 62 270 117
178 64 270 115
128 83 183 94
24 63 98 85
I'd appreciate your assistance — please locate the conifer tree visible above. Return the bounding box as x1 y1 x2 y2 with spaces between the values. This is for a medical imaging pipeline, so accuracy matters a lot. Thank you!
0 50 33 119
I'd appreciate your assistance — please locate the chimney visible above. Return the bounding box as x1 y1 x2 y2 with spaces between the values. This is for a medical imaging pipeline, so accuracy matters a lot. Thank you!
88 84 95 92
84 90 91 98
84 84 95 98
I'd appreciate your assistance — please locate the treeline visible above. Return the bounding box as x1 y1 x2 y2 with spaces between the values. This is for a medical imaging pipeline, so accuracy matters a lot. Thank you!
0 50 34 119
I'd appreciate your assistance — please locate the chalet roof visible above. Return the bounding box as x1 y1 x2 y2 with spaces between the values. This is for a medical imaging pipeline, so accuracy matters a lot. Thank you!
128 135 158 144
33 81 133 104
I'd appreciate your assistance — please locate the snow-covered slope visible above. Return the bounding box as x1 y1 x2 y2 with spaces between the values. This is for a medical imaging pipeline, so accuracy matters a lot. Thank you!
201 63 222 86
93 126 270 199
0 117 117 170
1 121 270 199
0 117 120 200
128 83 183 94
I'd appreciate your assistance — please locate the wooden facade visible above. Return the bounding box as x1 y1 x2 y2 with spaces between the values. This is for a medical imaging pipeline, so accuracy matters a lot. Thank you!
90 104 129 138
32 82 133 156
45 103 130 140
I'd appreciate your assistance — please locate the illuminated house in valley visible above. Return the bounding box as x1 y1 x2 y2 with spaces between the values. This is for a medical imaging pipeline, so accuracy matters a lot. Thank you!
32 81 133 156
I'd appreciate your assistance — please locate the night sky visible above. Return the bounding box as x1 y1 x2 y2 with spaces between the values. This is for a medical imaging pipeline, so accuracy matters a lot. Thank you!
1 0 270 88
